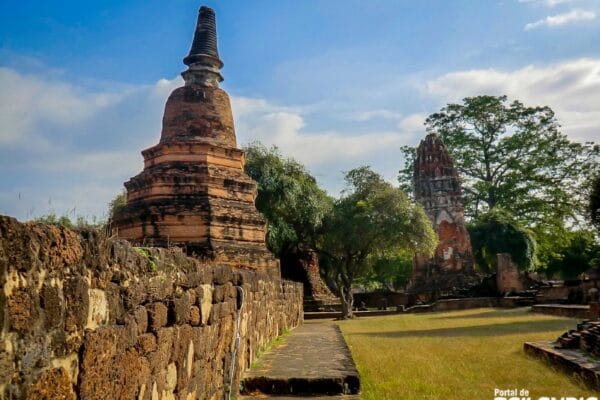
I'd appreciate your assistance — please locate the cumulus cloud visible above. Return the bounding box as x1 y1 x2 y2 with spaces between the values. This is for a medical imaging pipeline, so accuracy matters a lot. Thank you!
231 96 417 167
1 66 422 219
0 67 124 146
0 67 183 220
524 9 596 30
426 58 600 142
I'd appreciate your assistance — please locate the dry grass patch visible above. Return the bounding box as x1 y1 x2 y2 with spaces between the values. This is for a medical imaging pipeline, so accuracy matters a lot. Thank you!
338 307 594 400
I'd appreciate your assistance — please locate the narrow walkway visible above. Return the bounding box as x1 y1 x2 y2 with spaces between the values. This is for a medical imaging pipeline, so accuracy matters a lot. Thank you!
240 322 360 398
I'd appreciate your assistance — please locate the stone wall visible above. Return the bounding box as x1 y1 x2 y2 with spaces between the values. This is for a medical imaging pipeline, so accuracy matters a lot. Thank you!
0 216 303 400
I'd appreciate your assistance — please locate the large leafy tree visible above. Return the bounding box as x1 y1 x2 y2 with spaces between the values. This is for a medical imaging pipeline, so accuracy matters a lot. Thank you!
399 95 599 226
591 174 600 232
243 143 333 260
467 209 537 274
543 229 600 279
356 252 414 292
319 166 437 319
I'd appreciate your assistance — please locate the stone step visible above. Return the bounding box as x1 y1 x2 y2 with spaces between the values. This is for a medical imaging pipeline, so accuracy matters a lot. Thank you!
241 323 360 397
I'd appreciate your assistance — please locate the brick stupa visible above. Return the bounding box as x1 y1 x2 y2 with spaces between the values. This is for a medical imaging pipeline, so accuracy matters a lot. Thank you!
113 6 277 270
409 133 479 296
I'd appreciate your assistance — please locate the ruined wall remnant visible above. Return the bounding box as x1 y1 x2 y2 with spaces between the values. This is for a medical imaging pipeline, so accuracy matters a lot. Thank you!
496 253 524 294
0 216 303 399
281 251 340 312
112 6 276 270
410 133 479 295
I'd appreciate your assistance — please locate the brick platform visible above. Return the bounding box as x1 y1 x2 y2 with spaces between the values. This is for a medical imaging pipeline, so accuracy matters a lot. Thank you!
524 341 600 389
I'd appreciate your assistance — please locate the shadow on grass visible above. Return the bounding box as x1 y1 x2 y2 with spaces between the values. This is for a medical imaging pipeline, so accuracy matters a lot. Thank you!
430 309 536 320
351 319 573 338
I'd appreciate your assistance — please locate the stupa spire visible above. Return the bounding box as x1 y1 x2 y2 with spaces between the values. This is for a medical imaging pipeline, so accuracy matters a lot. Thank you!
182 6 224 86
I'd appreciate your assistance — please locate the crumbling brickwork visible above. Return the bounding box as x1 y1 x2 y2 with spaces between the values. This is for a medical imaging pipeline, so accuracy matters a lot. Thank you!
112 6 277 270
410 133 479 296
0 216 303 399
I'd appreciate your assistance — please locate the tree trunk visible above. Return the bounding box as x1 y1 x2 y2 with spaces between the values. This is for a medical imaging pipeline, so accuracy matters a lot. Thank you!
340 283 354 319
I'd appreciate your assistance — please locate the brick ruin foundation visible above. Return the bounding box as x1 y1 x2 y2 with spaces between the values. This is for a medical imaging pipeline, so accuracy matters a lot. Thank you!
525 319 600 389
410 133 480 299
0 216 302 399
280 251 340 312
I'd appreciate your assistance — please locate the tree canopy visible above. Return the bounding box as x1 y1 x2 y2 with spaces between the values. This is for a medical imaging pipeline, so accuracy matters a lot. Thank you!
319 166 437 318
467 209 537 274
542 229 600 279
243 143 333 259
399 95 599 226
591 174 600 232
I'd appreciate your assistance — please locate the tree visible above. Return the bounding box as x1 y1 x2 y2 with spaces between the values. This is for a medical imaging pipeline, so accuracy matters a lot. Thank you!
356 252 414 292
543 229 600 279
399 95 599 226
243 143 333 261
591 174 600 232
108 190 127 223
319 166 437 319
468 209 537 274
33 212 74 228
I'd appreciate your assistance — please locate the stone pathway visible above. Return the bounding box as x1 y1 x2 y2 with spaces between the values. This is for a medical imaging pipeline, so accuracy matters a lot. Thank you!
240 322 360 398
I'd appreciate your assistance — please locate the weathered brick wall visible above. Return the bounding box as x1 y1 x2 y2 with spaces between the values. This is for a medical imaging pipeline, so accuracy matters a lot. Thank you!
0 216 303 400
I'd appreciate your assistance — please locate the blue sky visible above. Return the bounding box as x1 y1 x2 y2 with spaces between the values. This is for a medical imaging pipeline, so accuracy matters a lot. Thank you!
1 0 599 221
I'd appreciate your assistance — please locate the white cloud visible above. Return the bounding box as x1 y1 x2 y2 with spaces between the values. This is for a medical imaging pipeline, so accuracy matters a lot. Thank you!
0 68 182 220
231 96 417 167
0 67 128 146
519 0 573 7
351 109 404 122
524 9 596 30
426 58 600 142
397 113 426 132
0 66 423 219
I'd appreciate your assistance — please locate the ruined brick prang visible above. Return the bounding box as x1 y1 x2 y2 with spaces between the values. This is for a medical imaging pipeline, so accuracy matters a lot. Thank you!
112 6 277 270
281 251 340 312
0 216 303 399
410 133 479 296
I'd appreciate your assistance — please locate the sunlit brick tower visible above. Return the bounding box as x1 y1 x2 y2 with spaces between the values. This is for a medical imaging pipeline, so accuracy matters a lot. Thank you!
409 133 479 297
113 6 277 271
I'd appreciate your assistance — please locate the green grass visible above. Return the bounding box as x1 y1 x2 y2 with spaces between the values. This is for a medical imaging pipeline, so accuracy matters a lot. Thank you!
337 307 595 400
250 328 292 369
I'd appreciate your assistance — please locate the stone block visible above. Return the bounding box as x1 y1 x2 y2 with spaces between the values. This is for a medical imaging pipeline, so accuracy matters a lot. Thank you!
86 289 109 329
172 293 192 325
148 303 168 332
7 288 37 334
190 306 201 326
41 284 63 330
0 349 14 385
64 276 89 332
213 266 233 285
138 333 157 354
197 284 213 326
213 285 225 303
26 367 75 400
134 305 148 334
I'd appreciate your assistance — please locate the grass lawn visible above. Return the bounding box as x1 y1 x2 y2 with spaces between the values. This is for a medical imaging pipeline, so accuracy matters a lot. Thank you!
337 307 596 400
